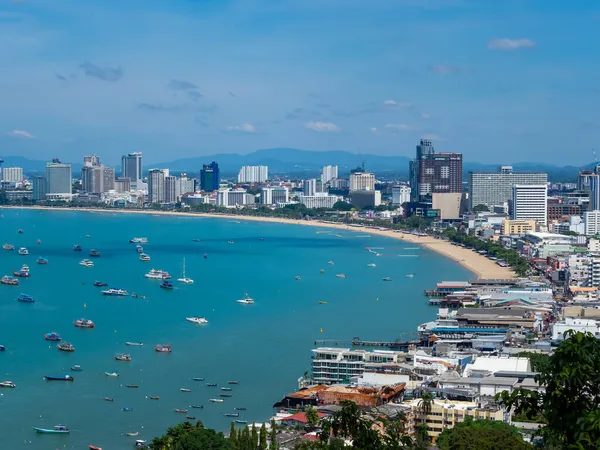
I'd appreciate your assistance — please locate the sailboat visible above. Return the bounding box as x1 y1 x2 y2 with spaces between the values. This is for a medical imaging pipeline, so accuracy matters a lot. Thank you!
177 258 194 284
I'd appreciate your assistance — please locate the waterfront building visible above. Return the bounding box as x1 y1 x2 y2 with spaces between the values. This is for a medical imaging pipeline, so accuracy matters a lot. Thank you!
261 186 289 205
177 176 195 198
391 185 411 206
147 168 165 203
2 167 23 182
511 185 547 226
584 210 600 235
32 176 46 201
121 152 143 189
469 166 547 210
200 161 220 192
103 167 115 192
216 189 255 207
321 165 338 184
348 190 381 209
164 175 177 203
83 154 101 167
81 165 104 194
114 177 131 193
502 219 537 236
298 194 341 209
237 165 268 183
45 160 72 195
349 171 375 191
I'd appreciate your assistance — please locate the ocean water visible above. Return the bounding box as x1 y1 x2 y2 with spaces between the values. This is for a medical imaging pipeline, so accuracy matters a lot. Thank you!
0 209 471 449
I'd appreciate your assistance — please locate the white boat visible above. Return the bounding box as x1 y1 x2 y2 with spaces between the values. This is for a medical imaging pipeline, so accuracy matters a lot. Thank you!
105 371 119 377
17 247 29 255
406 273 415 278
125 342 144 346
367 263 376 267
0 381 16 388
20 264 30 273
102 288 129 296
336 274 346 278
145 269 170 280
236 293 254 304
186 316 208 325
129 237 148 244
209 398 224 403
139 253 151 261
79 259 94 267
177 258 194 284
2 244 14 251
328 261 334 265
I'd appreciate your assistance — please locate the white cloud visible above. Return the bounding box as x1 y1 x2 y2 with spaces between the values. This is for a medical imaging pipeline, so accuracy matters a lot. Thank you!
304 121 340 133
487 38 535 50
370 127 378 133
421 133 444 141
226 123 255 133
383 123 414 132
7 129 35 139
383 99 412 109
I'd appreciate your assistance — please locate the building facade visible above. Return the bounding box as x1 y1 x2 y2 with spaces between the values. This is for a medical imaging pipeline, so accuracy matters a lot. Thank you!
237 165 268 183
200 162 220 191
114 177 131 193
410 139 462 202
349 171 375 191
121 152 143 188
81 166 104 193
321 165 339 184
103 167 115 192
2 167 23 182
216 189 255 207
32 176 47 201
45 161 72 195
348 190 381 209
511 185 548 226
584 211 600 235
147 169 165 203
298 194 341 209
164 175 177 203
83 154 101 167
392 185 411 205
502 219 537 236
261 187 289 205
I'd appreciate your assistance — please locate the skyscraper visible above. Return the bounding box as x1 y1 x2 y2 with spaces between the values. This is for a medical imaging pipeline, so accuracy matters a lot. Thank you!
237 165 268 183
81 166 104 193
103 167 115 192
303 179 318 196
147 169 165 203
511 185 548 226
200 162 220 192
45 160 72 194
164 175 177 203
321 165 339 184
32 176 47 201
349 171 375 191
2 167 24 182
83 155 101 167
121 152 143 188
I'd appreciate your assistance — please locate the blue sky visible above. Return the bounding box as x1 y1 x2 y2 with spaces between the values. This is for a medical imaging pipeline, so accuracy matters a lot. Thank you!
0 0 598 165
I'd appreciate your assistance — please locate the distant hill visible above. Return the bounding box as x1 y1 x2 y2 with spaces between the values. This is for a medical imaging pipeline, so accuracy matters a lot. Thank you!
0 156 82 175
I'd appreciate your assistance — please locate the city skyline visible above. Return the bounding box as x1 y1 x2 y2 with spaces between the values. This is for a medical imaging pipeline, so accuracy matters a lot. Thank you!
1 0 598 164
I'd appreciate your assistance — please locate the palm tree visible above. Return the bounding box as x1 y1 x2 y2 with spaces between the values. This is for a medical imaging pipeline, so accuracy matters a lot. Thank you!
418 392 434 416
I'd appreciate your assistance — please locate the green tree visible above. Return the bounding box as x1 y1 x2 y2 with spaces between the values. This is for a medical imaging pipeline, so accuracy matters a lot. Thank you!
417 392 434 416
269 419 279 450
305 406 320 429
436 417 531 450
332 201 353 211
259 423 268 450
498 331 600 449
149 421 233 450
515 351 550 373
472 204 490 213
318 401 383 449
229 422 237 448
414 424 430 450
251 423 258 449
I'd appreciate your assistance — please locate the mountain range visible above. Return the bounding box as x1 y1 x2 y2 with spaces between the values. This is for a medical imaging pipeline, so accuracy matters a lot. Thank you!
0 148 588 181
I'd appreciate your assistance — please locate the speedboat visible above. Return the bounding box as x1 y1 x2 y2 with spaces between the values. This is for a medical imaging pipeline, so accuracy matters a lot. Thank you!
155 344 171 353
235 420 248 424
17 294 34 303
123 407 133 411
74 318 95 328
328 261 334 265
17 247 29 255
406 273 415 278
94 281 108 287
319 301 327 305
193 377 205 381
105 371 119 377
129 237 148 244
115 354 132 361
135 440 147 448
0 345 5 351
367 263 376 267
206 383 217 387
89 445 103 450
234 407 247 410
228 381 239 385
102 288 129 296
71 365 82 371
89 249 101 257
44 332 62 341
13 270 29 278
224 413 239 417
145 269 171 280
0 275 19 285
126 384 138 388
208 398 224 403
80 259 94 267
336 274 346 278
177 258 194 283
17 229 24 234
173 409 188 413
44 375 74 381
126 342 143 346
139 253 151 261
37 257 48 264
203 253 208 259
221 387 232 391
160 280 173 289
104 397 114 401
73 245 82 252
180 388 191 392
191 404 203 409
320 269 325 274
57 342 75 352
220 393 232 397
236 293 254 304
382 277 392 281
149 395 159 400
186 316 208 325
2 243 14 251
126 432 139 437
295 276 301 280
33 425 70 434
0 381 16 388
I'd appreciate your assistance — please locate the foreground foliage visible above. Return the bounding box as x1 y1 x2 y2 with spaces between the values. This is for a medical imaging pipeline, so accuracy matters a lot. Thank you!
436 417 532 450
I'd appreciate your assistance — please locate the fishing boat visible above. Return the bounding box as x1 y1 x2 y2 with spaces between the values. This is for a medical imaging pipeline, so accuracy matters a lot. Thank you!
123 407 133 411
180 388 191 392
234 407 247 411
177 258 194 284
191 404 203 409
173 409 188 413
73 245 82 251
236 293 254 304
71 365 82 371
336 273 346 278
224 413 239 417
37 257 48 264
74 318 95 328
145 269 171 280
228 381 239 385
33 425 70 434
126 384 139 388
104 397 114 401
160 280 174 289
0 275 19 285
186 415 196 420
17 294 34 303
367 263 376 267
186 316 208 324
235 420 248 424
102 288 129 296
13 270 29 277
129 237 148 244
193 377 205 381
105 371 119 377
209 398 224 403
18 247 29 255
155 344 171 353
126 342 144 346
44 375 74 381
57 342 75 352
149 396 159 400
220 393 232 398
2 243 14 251
79 259 94 267
126 432 139 437
135 245 144 253
382 277 392 281
89 249 101 257
0 381 16 388
94 281 108 287
221 387 232 391
115 353 132 361
206 383 217 387
319 301 327 305
139 253 151 262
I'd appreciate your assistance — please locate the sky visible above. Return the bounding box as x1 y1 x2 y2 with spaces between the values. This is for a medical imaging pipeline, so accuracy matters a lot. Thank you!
0 0 599 165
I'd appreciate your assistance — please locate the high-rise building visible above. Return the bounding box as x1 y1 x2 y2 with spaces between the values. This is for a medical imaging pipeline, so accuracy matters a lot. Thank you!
216 189 255 207
81 166 104 193
83 155 101 167
2 167 23 182
177 176 195 198
45 160 72 194
321 165 339 184
303 179 318 196
349 171 375 191
237 165 268 183
261 186 289 205
511 185 548 226
164 175 177 203
469 166 548 210
200 162 220 192
32 176 47 201
409 139 462 202
103 167 115 192
298 193 341 209
147 169 165 203
115 177 131 193
121 152 143 188
392 185 411 205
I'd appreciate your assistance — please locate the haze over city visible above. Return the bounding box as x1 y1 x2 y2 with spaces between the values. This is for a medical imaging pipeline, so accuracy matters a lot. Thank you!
1 0 598 165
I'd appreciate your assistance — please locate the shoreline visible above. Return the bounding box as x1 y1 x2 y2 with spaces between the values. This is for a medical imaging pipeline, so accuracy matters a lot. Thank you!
0 206 514 280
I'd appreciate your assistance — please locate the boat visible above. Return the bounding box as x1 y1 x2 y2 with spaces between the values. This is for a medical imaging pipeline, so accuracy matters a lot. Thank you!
126 342 144 346
37 257 48 264
2 243 14 251
104 397 114 401
320 269 325 274
74 318 95 328
406 273 415 278
235 419 248 424
193 377 205 381
228 240 234 244
203 253 208 259
186 415 196 420
73 245 82 251
209 398 224 403
228 381 239 385
177 258 194 284
86 234 91 238
149 396 159 400
174 409 188 413
367 263 376 267
220 393 232 397
136 245 143 253
123 407 133 411
105 371 119 377
0 381 16 388
13 270 29 277
144 269 171 280
94 281 108 287
319 301 327 305
57 342 75 352
102 288 129 296
186 316 208 325
45 332 62 341
44 375 74 381
206 383 217 387
33 425 70 434
37 239 41 244
180 388 191 392
17 294 34 303
258 237 264 241
20 264 30 272
0 275 19 285
126 432 139 437
129 237 148 244
17 229 24 234
160 280 174 289
80 259 94 267
155 344 171 353
135 440 147 448
191 404 203 409
115 353 132 361
71 365 82 371
126 384 139 388
234 407 247 411
18 247 28 255
89 445 103 450
328 261 334 265
295 276 301 280
192 238 201 242
89 249 101 257
221 387 232 391
236 293 254 304
336 274 346 278
382 277 392 281
224 413 239 417
0 345 5 351
139 253 151 261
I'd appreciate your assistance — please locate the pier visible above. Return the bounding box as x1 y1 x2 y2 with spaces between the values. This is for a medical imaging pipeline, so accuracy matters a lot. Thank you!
314 335 424 351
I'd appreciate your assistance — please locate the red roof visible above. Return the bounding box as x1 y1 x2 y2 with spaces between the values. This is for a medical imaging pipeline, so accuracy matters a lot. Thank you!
281 412 327 424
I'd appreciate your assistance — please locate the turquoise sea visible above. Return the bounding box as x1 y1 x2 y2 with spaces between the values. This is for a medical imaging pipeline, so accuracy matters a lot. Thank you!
0 209 471 449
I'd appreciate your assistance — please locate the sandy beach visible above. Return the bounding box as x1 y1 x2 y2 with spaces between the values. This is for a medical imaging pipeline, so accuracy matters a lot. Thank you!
1 206 514 280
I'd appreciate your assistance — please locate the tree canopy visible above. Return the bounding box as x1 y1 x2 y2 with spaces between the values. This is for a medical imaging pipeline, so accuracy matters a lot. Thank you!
149 421 232 450
436 417 532 450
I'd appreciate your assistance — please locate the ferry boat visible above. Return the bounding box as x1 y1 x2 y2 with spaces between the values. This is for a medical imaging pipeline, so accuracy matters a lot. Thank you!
155 344 171 353
139 253 151 262
79 259 94 267
177 258 194 284
44 332 62 341
57 342 75 352
208 398 224 403
126 342 143 346
74 318 95 328
89 249 101 257
2 243 14 251
102 288 129 297
93 281 108 287
13 270 29 277
236 293 254 304
382 277 392 281
36 257 48 264
17 294 34 303
44 375 74 381
73 245 82 252
115 353 132 361
145 269 171 280
129 237 148 244
33 425 70 434
186 316 208 325
0 381 16 388
17 247 29 255
1 275 19 285
160 280 174 289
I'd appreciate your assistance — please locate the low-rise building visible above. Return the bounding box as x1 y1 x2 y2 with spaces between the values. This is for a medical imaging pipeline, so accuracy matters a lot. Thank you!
502 219 536 236
298 194 341 209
